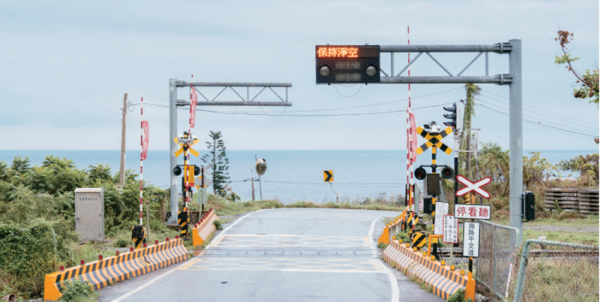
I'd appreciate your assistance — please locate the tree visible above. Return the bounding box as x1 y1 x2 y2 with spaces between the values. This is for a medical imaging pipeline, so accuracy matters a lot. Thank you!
554 30 599 105
558 153 599 187
201 131 230 196
11 156 31 176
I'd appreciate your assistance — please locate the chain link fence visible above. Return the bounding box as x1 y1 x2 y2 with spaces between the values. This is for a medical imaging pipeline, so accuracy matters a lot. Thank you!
512 240 599 302
475 220 519 301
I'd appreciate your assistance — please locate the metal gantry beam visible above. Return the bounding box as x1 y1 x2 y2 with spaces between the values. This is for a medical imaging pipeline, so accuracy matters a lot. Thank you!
378 40 523 244
167 80 292 224
380 42 513 86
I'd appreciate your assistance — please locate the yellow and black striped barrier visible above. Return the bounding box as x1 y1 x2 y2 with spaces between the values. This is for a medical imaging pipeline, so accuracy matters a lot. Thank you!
192 208 219 246
411 231 427 250
178 211 189 238
382 239 475 301
44 238 188 301
131 225 146 250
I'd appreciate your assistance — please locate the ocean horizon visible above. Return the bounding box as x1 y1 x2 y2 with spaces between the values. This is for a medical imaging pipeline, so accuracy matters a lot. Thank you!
0 149 596 203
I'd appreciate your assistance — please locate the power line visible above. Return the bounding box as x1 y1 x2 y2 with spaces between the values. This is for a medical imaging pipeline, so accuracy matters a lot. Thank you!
477 98 597 133
477 103 597 139
136 102 454 117
480 91 597 127
131 87 462 114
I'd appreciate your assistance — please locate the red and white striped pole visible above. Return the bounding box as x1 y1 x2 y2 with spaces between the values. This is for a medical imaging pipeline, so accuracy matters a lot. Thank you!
407 22 416 231
140 97 144 226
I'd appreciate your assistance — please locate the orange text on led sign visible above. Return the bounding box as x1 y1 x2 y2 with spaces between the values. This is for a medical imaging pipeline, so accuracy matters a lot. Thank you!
317 47 359 58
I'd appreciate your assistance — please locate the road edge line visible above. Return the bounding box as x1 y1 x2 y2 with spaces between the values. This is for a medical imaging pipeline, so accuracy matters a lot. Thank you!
206 209 263 250
369 216 399 302
110 259 195 302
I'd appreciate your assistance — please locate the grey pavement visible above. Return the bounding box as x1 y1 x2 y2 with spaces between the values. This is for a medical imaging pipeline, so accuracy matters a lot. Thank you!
98 208 443 302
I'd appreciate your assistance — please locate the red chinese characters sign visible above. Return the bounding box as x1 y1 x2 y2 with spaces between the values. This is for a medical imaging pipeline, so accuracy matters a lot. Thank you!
455 204 491 220
317 47 359 58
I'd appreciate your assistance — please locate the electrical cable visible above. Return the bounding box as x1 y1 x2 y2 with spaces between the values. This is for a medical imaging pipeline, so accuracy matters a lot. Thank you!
477 98 597 133
333 85 363 98
477 103 597 139
480 91 598 127
129 87 462 114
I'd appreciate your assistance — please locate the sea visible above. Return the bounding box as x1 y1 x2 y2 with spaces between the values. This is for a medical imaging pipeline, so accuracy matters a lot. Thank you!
0 150 595 204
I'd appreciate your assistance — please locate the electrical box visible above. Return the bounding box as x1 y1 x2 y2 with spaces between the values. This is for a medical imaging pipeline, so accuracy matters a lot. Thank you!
426 173 441 196
423 197 433 214
75 188 104 242
522 191 535 221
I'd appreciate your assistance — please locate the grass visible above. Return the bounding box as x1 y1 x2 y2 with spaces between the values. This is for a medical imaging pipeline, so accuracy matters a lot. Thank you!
508 257 599 302
522 228 599 245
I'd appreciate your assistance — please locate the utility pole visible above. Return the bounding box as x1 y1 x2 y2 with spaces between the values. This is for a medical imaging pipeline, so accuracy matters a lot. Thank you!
251 171 256 201
119 93 128 187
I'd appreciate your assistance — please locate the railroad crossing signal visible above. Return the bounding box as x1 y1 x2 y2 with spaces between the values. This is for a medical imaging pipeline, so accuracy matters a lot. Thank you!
174 133 200 158
415 124 453 155
323 170 333 182
315 45 380 84
456 175 492 199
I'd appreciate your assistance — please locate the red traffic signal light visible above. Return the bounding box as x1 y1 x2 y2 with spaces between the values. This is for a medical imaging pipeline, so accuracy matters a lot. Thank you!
415 167 427 180
441 166 454 180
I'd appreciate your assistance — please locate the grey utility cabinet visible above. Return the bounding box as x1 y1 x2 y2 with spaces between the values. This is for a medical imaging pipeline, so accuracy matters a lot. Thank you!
75 188 104 242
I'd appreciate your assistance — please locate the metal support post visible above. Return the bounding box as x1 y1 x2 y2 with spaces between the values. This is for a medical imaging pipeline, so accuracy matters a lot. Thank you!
169 79 178 224
508 39 523 245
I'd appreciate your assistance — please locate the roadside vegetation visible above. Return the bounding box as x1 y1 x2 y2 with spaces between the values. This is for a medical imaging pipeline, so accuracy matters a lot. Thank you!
0 155 406 300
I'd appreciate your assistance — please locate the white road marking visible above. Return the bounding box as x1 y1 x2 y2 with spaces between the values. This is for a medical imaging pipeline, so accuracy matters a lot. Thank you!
206 210 263 249
369 216 400 302
281 269 383 274
110 259 194 302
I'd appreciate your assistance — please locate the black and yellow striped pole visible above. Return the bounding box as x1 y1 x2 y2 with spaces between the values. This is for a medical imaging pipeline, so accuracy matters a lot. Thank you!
173 132 200 239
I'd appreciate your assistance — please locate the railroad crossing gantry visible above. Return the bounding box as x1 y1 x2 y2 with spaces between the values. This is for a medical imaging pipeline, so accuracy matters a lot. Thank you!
167 80 292 224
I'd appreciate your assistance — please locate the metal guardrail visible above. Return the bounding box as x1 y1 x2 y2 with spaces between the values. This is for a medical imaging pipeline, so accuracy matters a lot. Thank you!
475 220 519 301
513 240 599 302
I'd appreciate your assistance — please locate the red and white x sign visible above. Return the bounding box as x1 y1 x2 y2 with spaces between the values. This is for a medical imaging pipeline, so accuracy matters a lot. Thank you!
455 175 492 199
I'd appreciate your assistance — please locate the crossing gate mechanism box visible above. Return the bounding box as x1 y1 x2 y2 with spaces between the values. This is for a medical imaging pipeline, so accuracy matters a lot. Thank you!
75 188 104 242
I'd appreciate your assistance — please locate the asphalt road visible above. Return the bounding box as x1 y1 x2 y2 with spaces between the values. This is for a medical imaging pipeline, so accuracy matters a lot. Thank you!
98 208 443 302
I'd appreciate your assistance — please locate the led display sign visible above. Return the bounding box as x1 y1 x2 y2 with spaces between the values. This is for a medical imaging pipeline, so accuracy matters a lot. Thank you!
315 45 380 84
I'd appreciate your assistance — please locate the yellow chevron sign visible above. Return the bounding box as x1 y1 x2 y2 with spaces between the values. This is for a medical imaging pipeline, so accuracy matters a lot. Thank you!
415 126 453 155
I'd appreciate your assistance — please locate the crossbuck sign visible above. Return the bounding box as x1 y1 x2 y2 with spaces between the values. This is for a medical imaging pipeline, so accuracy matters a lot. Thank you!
455 175 492 199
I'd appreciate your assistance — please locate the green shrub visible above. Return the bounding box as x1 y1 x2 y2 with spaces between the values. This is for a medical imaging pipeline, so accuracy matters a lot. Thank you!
59 279 99 302
377 242 389 249
395 232 409 242
213 220 223 230
446 288 473 302
0 219 77 299
115 238 129 248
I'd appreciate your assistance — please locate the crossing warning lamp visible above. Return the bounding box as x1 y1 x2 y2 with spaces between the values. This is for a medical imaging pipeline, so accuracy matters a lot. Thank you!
443 103 461 131
315 45 380 84
441 166 454 180
415 167 427 180
173 166 182 176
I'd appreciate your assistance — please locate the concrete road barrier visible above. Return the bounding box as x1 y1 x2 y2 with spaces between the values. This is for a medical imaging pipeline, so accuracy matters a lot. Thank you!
383 239 475 300
378 209 407 245
44 238 188 301
192 208 219 246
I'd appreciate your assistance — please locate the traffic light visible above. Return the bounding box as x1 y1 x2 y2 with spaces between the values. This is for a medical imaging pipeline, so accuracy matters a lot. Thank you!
316 45 380 84
441 166 454 180
415 167 427 180
443 103 461 131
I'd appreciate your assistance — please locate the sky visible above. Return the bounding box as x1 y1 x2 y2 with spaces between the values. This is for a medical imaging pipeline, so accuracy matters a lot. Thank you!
1 0 598 151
